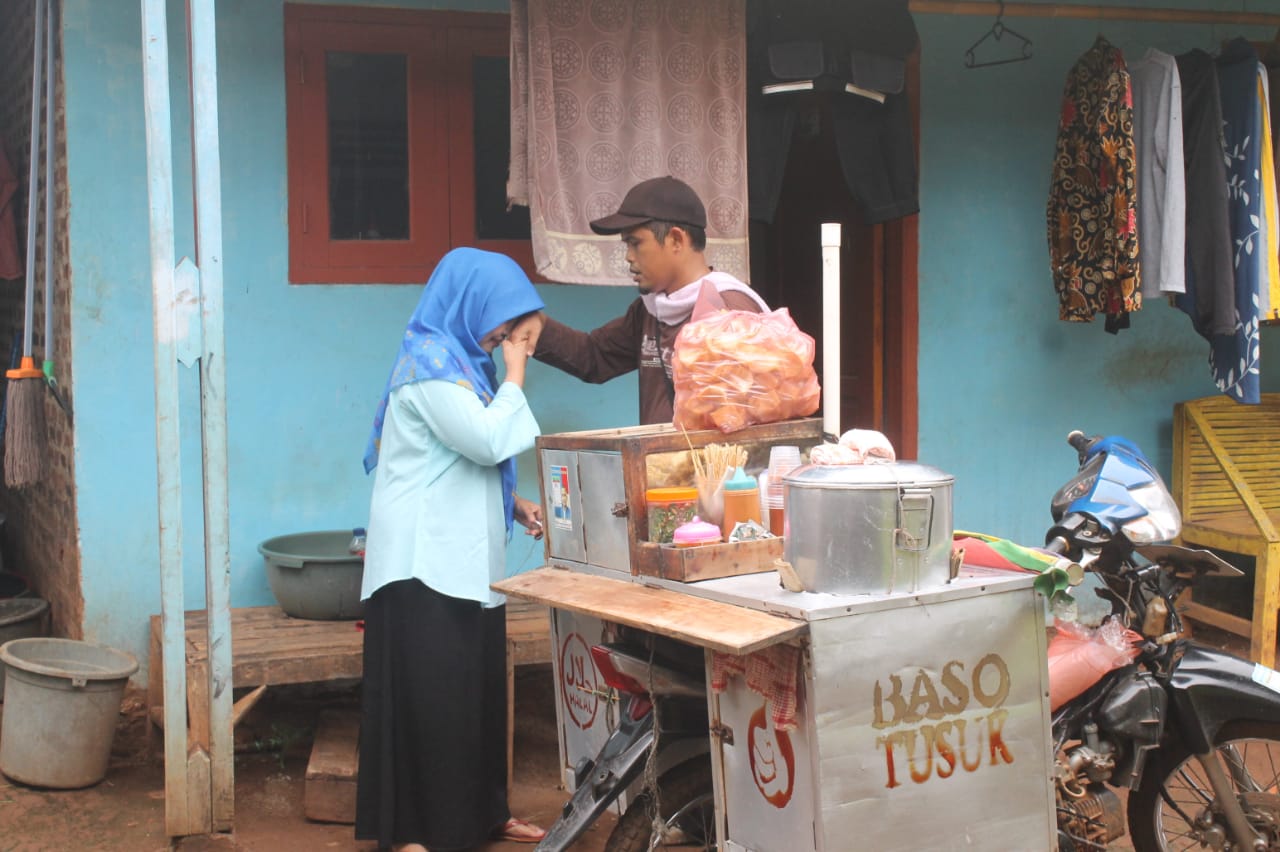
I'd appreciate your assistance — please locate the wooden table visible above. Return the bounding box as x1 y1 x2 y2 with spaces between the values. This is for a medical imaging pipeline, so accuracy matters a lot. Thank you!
148 601 552 806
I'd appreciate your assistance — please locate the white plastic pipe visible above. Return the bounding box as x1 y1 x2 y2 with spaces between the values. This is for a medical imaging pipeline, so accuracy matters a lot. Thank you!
821 223 842 439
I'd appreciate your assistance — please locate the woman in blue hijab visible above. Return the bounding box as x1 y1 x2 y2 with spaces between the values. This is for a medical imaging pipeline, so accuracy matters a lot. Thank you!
356 248 548 850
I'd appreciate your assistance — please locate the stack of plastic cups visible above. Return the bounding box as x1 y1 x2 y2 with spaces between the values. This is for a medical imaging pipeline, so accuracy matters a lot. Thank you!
766 445 802 536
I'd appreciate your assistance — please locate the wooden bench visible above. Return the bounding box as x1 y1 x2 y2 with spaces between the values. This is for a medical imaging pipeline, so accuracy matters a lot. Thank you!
1173 394 1280 667
147 606 365 750
149 600 552 810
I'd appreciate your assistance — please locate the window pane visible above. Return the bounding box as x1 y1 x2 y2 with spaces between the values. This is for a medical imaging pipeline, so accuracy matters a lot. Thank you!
472 56 531 241
326 52 409 241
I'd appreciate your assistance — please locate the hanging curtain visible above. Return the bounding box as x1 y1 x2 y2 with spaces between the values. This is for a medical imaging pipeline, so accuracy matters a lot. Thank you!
508 0 749 286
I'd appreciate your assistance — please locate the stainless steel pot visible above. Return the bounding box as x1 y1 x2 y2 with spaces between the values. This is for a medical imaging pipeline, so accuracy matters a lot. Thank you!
782 461 954 594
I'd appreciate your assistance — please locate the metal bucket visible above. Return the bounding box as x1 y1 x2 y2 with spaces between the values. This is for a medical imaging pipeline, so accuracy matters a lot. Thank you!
782 461 954 594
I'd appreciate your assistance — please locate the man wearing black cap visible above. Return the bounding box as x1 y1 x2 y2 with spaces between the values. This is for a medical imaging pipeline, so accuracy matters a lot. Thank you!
518 176 768 425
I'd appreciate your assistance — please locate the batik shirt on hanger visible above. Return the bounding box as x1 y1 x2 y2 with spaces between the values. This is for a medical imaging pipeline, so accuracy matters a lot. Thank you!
1047 36 1141 328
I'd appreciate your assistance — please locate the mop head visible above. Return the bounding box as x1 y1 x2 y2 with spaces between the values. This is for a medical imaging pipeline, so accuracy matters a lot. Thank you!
4 373 45 489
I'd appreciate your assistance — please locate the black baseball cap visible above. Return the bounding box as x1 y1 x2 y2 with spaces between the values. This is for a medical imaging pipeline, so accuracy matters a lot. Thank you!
589 176 707 235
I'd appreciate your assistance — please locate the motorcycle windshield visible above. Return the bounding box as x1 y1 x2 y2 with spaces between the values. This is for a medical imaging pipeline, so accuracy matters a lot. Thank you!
1051 454 1103 521
1051 437 1180 541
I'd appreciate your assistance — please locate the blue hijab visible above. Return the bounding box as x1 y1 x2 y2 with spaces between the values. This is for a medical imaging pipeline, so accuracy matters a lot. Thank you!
363 248 545 533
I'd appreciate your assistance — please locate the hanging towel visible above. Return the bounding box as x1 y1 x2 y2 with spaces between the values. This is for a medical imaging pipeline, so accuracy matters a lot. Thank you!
1047 37 1141 329
0 146 20 281
1174 50 1236 338
1209 38 1262 404
508 0 750 286
1129 49 1186 298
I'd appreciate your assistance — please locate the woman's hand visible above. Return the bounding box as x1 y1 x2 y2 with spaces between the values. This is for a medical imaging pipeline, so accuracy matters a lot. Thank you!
501 337 531 387
510 312 546 356
513 494 544 539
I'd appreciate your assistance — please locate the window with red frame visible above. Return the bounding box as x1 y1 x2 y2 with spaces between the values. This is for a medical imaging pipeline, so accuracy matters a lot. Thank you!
284 5 532 284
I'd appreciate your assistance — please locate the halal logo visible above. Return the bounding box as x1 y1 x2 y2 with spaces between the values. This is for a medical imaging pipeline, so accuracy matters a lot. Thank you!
560 632 600 730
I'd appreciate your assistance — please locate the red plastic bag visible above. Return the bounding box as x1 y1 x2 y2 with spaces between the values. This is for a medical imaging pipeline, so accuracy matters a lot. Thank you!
672 308 821 434
1046 618 1143 711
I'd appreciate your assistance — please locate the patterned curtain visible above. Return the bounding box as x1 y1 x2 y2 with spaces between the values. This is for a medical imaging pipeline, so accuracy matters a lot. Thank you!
509 0 749 286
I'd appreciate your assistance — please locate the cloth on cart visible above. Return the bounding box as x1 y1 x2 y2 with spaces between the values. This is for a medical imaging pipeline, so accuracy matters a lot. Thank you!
710 643 802 731
953 530 1077 598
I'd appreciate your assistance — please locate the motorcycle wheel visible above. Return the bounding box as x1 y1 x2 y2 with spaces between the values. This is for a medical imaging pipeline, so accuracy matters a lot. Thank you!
1127 720 1280 851
604 759 715 852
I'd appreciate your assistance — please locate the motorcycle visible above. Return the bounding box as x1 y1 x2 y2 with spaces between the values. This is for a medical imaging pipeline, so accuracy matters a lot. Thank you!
541 431 1280 852
1048 431 1280 851
536 630 715 852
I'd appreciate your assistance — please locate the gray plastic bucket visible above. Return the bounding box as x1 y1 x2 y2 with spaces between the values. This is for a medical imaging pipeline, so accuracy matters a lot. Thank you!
259 530 365 620
0 598 49 701
0 637 138 788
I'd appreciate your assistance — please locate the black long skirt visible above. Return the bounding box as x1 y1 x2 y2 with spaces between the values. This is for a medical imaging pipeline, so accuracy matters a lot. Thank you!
355 579 510 850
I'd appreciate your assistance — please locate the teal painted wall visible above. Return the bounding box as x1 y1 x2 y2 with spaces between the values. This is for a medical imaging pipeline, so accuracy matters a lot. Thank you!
63 0 638 668
914 8 1280 545
59 0 1280 672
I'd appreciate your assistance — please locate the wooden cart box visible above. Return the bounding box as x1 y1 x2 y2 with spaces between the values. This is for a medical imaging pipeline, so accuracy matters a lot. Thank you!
536 418 821 581
636 538 785 582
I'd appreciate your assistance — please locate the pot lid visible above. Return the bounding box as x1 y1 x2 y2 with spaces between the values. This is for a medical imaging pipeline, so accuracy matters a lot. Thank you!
782 461 954 489
672 517 722 545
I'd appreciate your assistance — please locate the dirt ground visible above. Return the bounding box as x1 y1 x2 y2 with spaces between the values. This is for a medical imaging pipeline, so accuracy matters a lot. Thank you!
0 665 615 852
0 626 1256 851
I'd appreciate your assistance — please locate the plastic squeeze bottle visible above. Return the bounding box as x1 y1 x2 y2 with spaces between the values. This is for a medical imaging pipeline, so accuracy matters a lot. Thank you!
721 466 761 540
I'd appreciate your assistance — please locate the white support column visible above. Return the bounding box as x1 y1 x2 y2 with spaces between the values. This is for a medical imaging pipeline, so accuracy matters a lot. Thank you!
187 0 235 830
821 223 842 440
140 0 235 836
140 0 195 835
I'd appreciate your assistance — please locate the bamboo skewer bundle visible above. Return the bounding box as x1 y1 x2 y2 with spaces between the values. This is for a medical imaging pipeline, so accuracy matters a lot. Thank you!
694 442 747 488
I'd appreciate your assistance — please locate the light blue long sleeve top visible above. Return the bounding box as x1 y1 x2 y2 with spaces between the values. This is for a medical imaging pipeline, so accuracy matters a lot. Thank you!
361 378 540 607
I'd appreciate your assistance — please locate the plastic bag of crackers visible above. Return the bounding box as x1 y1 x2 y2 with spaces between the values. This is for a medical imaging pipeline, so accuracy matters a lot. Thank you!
672 308 820 434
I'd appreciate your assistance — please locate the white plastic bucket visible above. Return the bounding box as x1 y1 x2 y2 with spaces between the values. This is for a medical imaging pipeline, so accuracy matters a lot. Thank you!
0 637 138 788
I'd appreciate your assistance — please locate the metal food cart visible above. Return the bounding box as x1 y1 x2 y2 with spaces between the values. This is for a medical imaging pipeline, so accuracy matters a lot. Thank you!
494 419 1056 851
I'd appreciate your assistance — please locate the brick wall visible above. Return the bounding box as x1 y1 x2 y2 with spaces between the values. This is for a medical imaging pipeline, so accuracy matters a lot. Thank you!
0 0 83 639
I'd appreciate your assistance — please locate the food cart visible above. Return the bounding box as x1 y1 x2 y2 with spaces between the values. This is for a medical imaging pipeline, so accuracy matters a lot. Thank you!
494 418 1057 851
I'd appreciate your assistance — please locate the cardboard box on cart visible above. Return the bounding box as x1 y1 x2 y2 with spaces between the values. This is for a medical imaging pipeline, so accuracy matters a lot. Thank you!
536 418 823 581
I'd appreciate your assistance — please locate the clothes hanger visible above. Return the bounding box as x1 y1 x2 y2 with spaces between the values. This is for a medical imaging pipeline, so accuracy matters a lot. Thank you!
964 0 1034 69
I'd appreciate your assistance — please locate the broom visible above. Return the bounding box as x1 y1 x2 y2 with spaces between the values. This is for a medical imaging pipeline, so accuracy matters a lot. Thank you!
5 0 48 489
39 0 68 421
